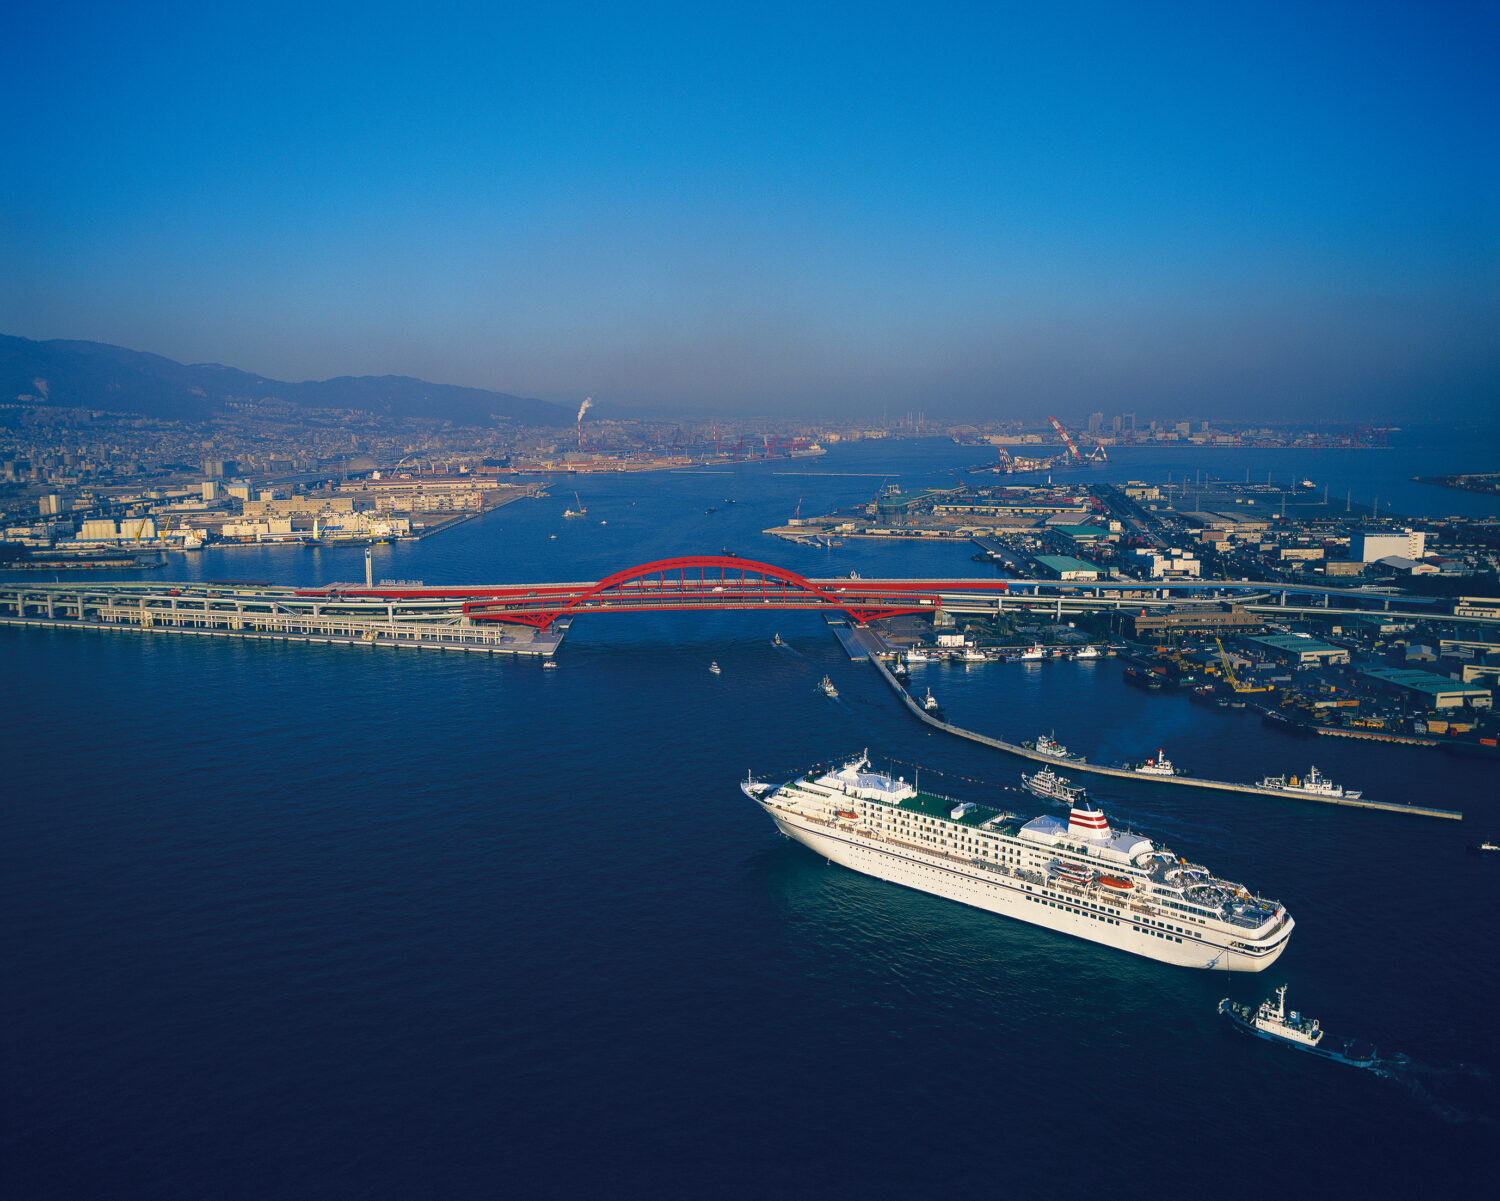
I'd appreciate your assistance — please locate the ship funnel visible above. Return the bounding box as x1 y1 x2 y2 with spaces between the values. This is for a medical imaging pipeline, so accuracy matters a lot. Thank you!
1068 802 1111 840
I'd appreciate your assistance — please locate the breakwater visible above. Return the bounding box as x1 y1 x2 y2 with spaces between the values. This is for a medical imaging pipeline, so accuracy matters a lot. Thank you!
869 653 1463 821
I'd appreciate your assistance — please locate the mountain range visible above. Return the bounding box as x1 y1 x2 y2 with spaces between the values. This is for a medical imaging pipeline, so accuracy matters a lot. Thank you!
0 335 572 426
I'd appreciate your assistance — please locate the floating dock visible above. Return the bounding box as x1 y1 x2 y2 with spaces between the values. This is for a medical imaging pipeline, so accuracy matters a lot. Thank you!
868 654 1462 821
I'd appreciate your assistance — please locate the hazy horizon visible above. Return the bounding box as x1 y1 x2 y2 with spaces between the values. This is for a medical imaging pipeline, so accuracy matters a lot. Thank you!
3 3 1495 422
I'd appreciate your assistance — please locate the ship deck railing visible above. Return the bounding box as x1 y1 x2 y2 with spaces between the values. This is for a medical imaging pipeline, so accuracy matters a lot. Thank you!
809 814 1279 935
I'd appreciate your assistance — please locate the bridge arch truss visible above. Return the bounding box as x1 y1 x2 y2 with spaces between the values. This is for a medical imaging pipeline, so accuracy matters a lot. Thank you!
461 556 940 628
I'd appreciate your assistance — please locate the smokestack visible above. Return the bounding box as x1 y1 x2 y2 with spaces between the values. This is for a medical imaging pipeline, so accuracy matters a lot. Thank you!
365 547 373 588
576 396 593 450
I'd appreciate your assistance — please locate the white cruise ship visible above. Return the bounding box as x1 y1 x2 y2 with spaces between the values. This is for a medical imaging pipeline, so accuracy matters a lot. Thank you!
742 755 1293 971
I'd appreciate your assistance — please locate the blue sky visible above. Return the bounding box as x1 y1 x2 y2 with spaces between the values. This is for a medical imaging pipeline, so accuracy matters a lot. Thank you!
2 1 1495 420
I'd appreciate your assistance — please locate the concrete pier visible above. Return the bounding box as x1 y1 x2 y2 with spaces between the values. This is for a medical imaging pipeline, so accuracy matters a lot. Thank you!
868 653 1462 821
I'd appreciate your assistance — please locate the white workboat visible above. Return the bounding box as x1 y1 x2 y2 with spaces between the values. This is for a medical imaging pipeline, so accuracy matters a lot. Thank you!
1219 985 1376 1067
1024 733 1086 764
1134 749 1180 777
1257 765 1361 800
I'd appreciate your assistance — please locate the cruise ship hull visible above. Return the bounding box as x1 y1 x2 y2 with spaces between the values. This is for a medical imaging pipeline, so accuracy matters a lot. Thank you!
762 802 1290 973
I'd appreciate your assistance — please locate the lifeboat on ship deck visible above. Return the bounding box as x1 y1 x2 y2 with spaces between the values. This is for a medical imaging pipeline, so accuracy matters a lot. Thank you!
1098 875 1135 891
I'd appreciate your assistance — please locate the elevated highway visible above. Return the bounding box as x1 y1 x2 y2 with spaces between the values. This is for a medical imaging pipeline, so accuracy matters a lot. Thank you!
1 557 1492 644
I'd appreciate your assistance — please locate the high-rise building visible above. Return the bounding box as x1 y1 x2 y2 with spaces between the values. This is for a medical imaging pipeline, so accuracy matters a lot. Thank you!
1087 412 1104 433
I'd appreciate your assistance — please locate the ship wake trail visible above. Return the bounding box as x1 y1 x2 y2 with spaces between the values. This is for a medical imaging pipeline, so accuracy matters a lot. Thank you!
1372 1055 1498 1126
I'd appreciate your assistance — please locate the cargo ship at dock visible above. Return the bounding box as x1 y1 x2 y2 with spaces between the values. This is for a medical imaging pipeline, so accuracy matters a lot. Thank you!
742 755 1294 971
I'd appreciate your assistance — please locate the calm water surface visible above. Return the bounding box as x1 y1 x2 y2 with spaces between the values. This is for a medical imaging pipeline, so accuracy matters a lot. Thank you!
4 440 1495 1198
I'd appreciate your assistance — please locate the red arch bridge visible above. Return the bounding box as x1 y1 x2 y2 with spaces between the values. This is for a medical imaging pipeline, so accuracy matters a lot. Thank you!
301 556 1010 630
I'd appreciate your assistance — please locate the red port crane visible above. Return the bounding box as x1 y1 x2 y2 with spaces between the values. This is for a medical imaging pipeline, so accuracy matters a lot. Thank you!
1048 415 1083 461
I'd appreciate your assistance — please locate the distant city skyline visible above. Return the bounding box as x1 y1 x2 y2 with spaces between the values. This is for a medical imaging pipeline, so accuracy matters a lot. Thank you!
3 3 1495 421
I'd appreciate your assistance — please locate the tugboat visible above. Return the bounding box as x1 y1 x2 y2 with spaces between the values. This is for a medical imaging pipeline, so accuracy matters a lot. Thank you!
709 661 721 675
1218 985 1377 1068
1074 644 1100 660
921 687 942 715
1023 732 1086 764
772 632 783 647
1261 708 1309 736
1134 749 1181 777
891 657 908 677
817 675 839 699
1020 767 1089 805
1257 765 1362 800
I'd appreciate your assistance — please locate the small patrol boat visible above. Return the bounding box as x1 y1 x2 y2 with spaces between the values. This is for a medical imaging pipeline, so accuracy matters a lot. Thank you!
1218 985 1376 1067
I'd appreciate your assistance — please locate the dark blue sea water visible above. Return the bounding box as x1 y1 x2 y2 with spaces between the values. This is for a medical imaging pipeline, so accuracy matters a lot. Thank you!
4 440 1496 1198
